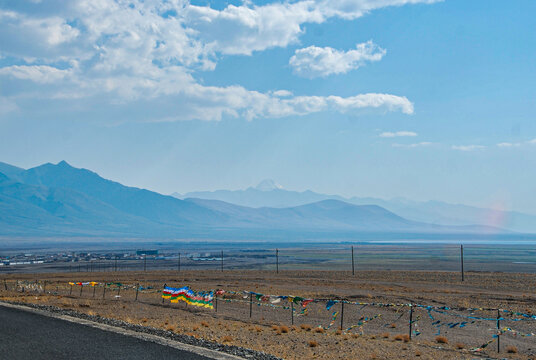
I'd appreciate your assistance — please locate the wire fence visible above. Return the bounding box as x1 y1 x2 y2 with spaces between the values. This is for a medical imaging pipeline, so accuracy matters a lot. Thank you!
2 279 535 356
1 244 536 274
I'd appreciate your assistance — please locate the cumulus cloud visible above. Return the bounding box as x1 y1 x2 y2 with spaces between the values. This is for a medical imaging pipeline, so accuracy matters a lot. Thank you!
290 41 386 78
452 145 486 151
0 0 436 121
379 130 417 138
392 142 432 148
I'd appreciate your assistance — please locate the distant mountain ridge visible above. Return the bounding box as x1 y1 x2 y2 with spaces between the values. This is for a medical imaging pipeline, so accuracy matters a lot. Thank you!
178 181 536 233
0 161 513 238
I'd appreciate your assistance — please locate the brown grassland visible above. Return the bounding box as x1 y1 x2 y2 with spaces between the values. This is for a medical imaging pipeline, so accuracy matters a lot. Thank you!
1 270 535 360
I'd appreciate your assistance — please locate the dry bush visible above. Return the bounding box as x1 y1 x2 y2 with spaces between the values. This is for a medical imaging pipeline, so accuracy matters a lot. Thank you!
301 324 312 331
200 321 209 327
165 325 176 332
415 350 422 357
221 335 233 343
164 319 169 325
254 326 262 333
192 325 199 331
394 334 410 342
335 329 342 335
370 335 376 339
388 323 397 328
141 318 148 323
435 336 448 344
313 327 324 334
381 332 390 339
308 340 318 348
279 325 289 333
506 346 518 354
271 325 279 331
351 333 360 339
455 343 465 349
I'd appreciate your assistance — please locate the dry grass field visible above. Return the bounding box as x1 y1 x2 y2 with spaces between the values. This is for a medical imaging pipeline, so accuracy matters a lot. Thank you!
1 270 535 359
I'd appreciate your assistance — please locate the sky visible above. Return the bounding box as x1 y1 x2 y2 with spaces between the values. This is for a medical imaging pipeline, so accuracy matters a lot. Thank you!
0 0 535 214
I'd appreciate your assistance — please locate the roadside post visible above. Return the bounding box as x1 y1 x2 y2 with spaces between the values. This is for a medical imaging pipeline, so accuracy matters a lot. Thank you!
70 283 73 295
460 245 464 282
276 249 279 273
79 284 83 297
102 285 106 299
249 293 253 318
93 284 96 298
351 246 355 276
497 309 501 352
340 301 344 330
291 301 294 325
409 304 413 340
135 283 139 301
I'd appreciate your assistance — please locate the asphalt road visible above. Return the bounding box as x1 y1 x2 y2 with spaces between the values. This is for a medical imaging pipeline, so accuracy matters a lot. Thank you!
0 305 212 359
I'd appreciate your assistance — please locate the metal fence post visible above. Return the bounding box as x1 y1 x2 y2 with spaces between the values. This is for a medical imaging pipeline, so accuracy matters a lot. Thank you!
409 304 413 339
351 246 355 276
460 245 464 282
249 293 253 318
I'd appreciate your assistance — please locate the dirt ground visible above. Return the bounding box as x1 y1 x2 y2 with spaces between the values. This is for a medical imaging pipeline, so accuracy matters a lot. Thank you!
1 270 535 360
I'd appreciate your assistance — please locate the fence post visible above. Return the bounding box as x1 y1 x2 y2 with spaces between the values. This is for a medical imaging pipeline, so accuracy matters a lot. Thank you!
135 283 139 301
249 293 253 318
117 285 120 296
93 285 96 298
340 301 344 330
103 285 106 299
409 304 413 339
291 301 294 325
460 245 464 282
214 294 218 312
4 279 7 291
162 283 166 304
497 309 500 353
79 284 83 297
276 249 279 273
70 284 73 295
351 246 355 276
43 280 47 293
221 251 224 272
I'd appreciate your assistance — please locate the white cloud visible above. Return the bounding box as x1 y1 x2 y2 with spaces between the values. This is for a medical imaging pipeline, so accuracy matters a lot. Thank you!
0 0 435 121
392 142 432 148
0 65 72 83
528 139 536 144
380 130 417 138
290 41 386 78
452 145 486 151
497 142 521 148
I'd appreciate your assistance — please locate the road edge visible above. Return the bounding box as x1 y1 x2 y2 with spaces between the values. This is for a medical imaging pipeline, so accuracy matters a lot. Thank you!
0 301 244 360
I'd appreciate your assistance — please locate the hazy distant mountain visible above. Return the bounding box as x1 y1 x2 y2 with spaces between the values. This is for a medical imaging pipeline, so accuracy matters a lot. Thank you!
178 181 536 233
0 161 25 178
0 161 511 238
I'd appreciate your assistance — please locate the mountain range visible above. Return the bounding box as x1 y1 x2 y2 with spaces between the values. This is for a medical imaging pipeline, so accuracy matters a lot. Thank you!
177 181 536 234
0 161 524 240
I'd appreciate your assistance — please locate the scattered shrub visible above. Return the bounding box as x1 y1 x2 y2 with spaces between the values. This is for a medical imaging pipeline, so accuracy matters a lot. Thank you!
301 324 312 331
313 327 325 334
192 325 199 331
279 325 289 333
254 326 262 333
165 325 176 332
389 323 397 328
415 350 422 357
271 325 279 331
335 329 342 335
506 346 518 354
394 334 410 342
308 340 318 348
200 321 209 327
381 332 390 339
221 335 233 343
455 343 465 349
435 336 448 344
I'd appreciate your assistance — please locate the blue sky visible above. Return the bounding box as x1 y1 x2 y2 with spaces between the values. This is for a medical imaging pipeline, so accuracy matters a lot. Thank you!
0 0 535 213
